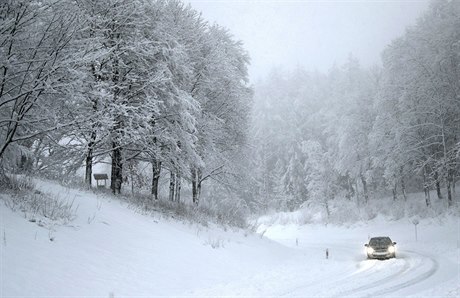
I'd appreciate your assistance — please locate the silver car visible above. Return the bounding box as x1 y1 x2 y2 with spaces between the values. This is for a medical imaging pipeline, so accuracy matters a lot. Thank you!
365 236 396 259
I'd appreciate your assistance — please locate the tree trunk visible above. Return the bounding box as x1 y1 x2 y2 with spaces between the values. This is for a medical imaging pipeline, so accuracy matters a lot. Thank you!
355 181 360 207
197 168 202 200
151 159 161 200
435 171 443 199
110 141 123 194
192 168 203 205
85 129 97 188
110 34 122 195
400 167 407 201
33 138 44 169
169 170 176 201
423 166 431 207
175 173 181 203
324 199 330 219
424 183 431 207
85 96 99 188
192 168 198 204
392 181 397 201
447 170 453 207
453 173 456 201
361 175 369 204
130 171 134 196
85 149 93 188
198 169 203 200
0 165 7 186
346 176 354 200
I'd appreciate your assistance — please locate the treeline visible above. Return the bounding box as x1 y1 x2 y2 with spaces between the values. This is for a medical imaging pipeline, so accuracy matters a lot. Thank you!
0 0 252 205
249 0 459 212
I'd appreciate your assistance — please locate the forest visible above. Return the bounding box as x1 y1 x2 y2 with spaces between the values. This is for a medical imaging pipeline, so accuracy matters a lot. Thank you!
0 0 459 222
249 0 459 215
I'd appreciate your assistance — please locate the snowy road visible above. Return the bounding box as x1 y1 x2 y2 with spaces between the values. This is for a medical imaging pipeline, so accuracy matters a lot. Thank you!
347 250 438 297
191 247 452 297
281 248 441 297
252 224 458 298
190 223 458 297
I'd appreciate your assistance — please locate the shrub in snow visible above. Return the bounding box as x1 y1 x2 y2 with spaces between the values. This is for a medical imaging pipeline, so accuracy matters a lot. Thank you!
0 174 35 193
203 237 225 249
118 192 249 229
259 188 459 228
1 175 77 225
327 199 360 224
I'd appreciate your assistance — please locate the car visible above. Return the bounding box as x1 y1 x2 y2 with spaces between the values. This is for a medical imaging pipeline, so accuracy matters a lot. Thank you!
364 236 396 259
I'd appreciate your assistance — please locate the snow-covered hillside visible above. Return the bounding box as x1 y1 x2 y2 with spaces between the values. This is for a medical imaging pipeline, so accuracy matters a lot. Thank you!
1 180 459 297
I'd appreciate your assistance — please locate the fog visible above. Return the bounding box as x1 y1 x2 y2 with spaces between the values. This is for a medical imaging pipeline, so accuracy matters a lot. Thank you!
188 0 430 81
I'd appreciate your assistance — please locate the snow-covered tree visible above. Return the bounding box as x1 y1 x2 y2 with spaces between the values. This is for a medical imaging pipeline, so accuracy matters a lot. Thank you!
376 0 460 207
325 57 378 204
0 0 80 175
189 24 252 204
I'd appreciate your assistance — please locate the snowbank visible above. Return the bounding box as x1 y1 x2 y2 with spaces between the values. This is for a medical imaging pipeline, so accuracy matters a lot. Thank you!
1 179 458 297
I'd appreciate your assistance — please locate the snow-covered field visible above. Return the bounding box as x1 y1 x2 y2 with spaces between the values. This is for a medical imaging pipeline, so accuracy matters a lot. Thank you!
1 180 459 297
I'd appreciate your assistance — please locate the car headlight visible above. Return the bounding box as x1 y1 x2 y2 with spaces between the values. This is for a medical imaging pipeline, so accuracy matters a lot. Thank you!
366 247 374 254
388 246 395 253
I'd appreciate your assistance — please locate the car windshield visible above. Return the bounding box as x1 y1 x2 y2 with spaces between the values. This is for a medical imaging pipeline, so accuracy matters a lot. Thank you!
369 237 392 246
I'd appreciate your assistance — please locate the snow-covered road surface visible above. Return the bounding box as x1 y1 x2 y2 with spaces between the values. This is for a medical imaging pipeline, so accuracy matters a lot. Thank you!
188 240 457 297
278 249 440 297
1 180 458 297
251 222 459 298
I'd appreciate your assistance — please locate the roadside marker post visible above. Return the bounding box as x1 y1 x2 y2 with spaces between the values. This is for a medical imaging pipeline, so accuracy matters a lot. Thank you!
412 218 419 242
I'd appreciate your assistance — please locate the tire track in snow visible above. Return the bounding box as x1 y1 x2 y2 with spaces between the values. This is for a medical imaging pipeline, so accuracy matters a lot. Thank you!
332 258 411 297
278 245 380 297
334 250 438 297
364 250 439 297
278 264 376 298
280 249 438 298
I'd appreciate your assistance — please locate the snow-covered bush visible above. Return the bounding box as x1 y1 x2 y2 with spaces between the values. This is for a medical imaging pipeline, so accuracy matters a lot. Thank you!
1 175 77 224
203 237 225 249
121 192 249 229
0 174 35 193
259 188 459 228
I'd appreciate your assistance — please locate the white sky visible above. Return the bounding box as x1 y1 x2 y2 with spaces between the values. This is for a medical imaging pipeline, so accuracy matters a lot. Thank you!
187 0 430 81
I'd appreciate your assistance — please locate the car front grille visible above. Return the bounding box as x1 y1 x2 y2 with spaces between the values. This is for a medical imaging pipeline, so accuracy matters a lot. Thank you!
374 248 388 253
